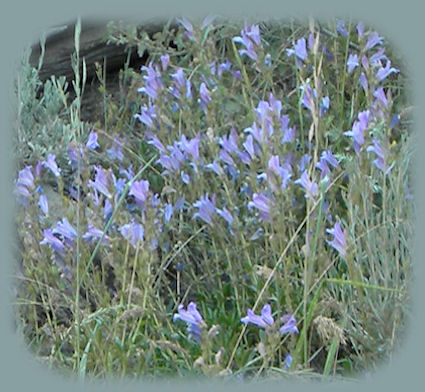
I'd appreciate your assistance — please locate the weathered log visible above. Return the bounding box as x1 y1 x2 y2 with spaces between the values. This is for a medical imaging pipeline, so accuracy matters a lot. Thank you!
28 19 163 83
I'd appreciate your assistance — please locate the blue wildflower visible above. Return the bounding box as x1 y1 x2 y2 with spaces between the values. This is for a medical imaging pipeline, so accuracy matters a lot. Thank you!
193 193 216 225
336 20 349 38
173 302 206 343
248 193 272 221
376 60 399 82
160 53 170 71
38 194 49 216
241 304 274 328
279 314 299 334
82 223 109 244
326 221 347 258
138 62 162 101
215 207 234 226
86 131 99 150
106 137 124 162
347 54 359 74
356 22 365 38
43 154 61 177
134 103 157 128
365 31 383 51
294 170 319 200
241 304 299 335
164 203 173 223
40 229 65 254
177 17 195 41
89 166 113 199
52 218 77 247
232 23 261 61
286 37 307 62
199 82 211 111
119 221 144 247
129 180 150 204
367 138 392 174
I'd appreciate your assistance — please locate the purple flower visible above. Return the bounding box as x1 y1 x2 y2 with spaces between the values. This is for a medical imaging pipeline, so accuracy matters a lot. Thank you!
268 155 292 190
244 122 264 144
244 23 261 46
248 193 272 221
347 54 359 74
17 166 34 189
164 203 173 223
243 134 256 159
67 144 85 169
356 22 364 38
119 221 144 247
336 20 349 38
215 207 234 226
193 193 216 225
199 82 211 111
129 180 150 204
319 96 330 117
89 166 113 199
321 149 339 168
294 170 319 200
284 353 293 369
82 223 109 244
86 131 99 150
315 158 331 179
286 37 308 62
365 32 383 51
376 60 399 82
344 121 364 154
173 302 205 343
181 171 190 185
373 87 388 108
219 149 236 168
344 111 370 155
205 160 223 176
241 304 299 335
369 48 387 66
177 17 195 41
219 130 240 155
43 154 61 177
171 68 187 99
138 62 162 101
40 229 65 254
241 304 274 328
104 199 113 220
134 103 156 128
38 194 49 216
298 154 311 172
179 134 200 162
326 221 347 258
160 53 170 71
157 154 180 172
218 59 232 76
232 24 261 61
279 314 299 334
52 218 77 243
106 137 124 162
359 72 368 92
367 138 392 174
300 84 315 113
146 134 166 153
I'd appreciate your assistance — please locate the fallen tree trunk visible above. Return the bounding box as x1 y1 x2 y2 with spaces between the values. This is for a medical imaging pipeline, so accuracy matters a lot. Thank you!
28 19 163 83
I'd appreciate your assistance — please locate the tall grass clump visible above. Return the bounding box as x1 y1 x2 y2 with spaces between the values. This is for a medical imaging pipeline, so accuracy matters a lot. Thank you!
13 16 414 381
